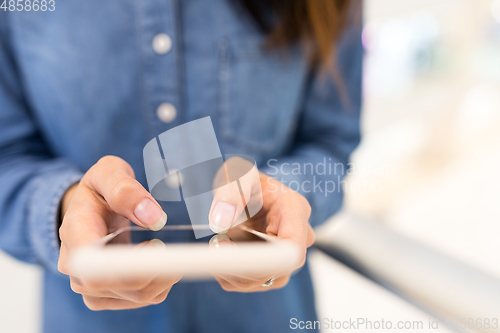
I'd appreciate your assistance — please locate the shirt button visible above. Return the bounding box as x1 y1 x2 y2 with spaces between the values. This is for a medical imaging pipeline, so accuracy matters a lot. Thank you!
157 103 177 123
152 33 172 55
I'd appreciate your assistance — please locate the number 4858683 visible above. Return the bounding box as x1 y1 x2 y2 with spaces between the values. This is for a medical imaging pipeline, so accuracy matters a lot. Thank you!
1 0 55 11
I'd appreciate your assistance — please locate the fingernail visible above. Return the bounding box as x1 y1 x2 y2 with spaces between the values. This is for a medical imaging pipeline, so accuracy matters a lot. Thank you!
134 198 167 231
209 234 232 248
210 201 235 233
148 238 165 247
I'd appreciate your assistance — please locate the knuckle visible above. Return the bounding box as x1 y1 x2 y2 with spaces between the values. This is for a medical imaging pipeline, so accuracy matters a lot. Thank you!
219 276 256 292
297 250 307 268
58 224 69 243
297 194 311 214
70 279 84 294
308 229 316 246
110 178 137 203
57 249 70 275
97 156 134 176
88 156 115 179
150 296 166 305
238 284 256 292
84 279 105 290
133 290 156 303
96 155 119 167
121 278 150 290
82 296 103 311
274 276 291 290
219 280 236 292
151 290 170 304
57 260 68 275
229 278 254 290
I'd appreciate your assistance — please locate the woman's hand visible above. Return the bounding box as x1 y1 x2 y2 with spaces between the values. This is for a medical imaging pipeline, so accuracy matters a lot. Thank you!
57 155 181 310
208 157 315 292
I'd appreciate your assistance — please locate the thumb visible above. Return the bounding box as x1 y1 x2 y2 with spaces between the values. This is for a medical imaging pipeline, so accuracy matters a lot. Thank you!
85 156 167 231
209 181 248 233
208 157 259 233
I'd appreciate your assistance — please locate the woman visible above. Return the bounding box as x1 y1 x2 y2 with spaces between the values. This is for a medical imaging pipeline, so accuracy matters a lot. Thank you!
0 0 362 332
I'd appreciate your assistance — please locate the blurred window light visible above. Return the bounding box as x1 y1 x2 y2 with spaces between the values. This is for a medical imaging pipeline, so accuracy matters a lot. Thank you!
459 84 500 130
364 12 440 98
455 84 500 147
491 0 500 23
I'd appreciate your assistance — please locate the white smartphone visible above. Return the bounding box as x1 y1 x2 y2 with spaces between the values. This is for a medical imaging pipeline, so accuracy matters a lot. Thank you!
70 224 301 281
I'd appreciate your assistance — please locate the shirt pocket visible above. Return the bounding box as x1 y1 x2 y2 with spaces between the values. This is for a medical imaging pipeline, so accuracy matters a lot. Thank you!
217 36 306 154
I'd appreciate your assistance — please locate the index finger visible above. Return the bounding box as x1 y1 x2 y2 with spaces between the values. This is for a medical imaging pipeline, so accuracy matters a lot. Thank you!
85 156 167 231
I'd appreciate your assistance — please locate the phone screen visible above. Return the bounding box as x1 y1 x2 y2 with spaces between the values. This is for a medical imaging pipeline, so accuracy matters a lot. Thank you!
103 225 268 247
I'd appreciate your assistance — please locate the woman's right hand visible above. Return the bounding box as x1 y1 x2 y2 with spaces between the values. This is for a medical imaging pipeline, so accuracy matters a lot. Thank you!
57 155 181 310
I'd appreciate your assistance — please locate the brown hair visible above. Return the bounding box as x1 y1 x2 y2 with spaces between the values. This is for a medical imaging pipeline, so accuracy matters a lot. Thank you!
238 0 359 70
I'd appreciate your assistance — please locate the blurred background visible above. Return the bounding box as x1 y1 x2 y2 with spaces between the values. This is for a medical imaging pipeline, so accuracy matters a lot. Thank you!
2 0 500 332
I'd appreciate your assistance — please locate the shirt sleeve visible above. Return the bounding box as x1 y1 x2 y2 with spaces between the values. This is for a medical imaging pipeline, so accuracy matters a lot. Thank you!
0 13 83 274
260 20 363 228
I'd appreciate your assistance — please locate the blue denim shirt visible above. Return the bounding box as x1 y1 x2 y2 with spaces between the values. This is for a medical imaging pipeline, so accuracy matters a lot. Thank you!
0 1 362 332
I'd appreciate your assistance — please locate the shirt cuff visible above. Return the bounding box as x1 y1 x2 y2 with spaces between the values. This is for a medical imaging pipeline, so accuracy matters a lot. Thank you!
28 164 82 274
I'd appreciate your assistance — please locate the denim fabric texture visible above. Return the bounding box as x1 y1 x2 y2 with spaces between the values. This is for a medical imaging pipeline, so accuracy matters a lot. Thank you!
0 0 362 332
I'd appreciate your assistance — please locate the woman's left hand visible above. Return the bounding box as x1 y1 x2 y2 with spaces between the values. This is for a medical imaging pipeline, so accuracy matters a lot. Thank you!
208 158 315 292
